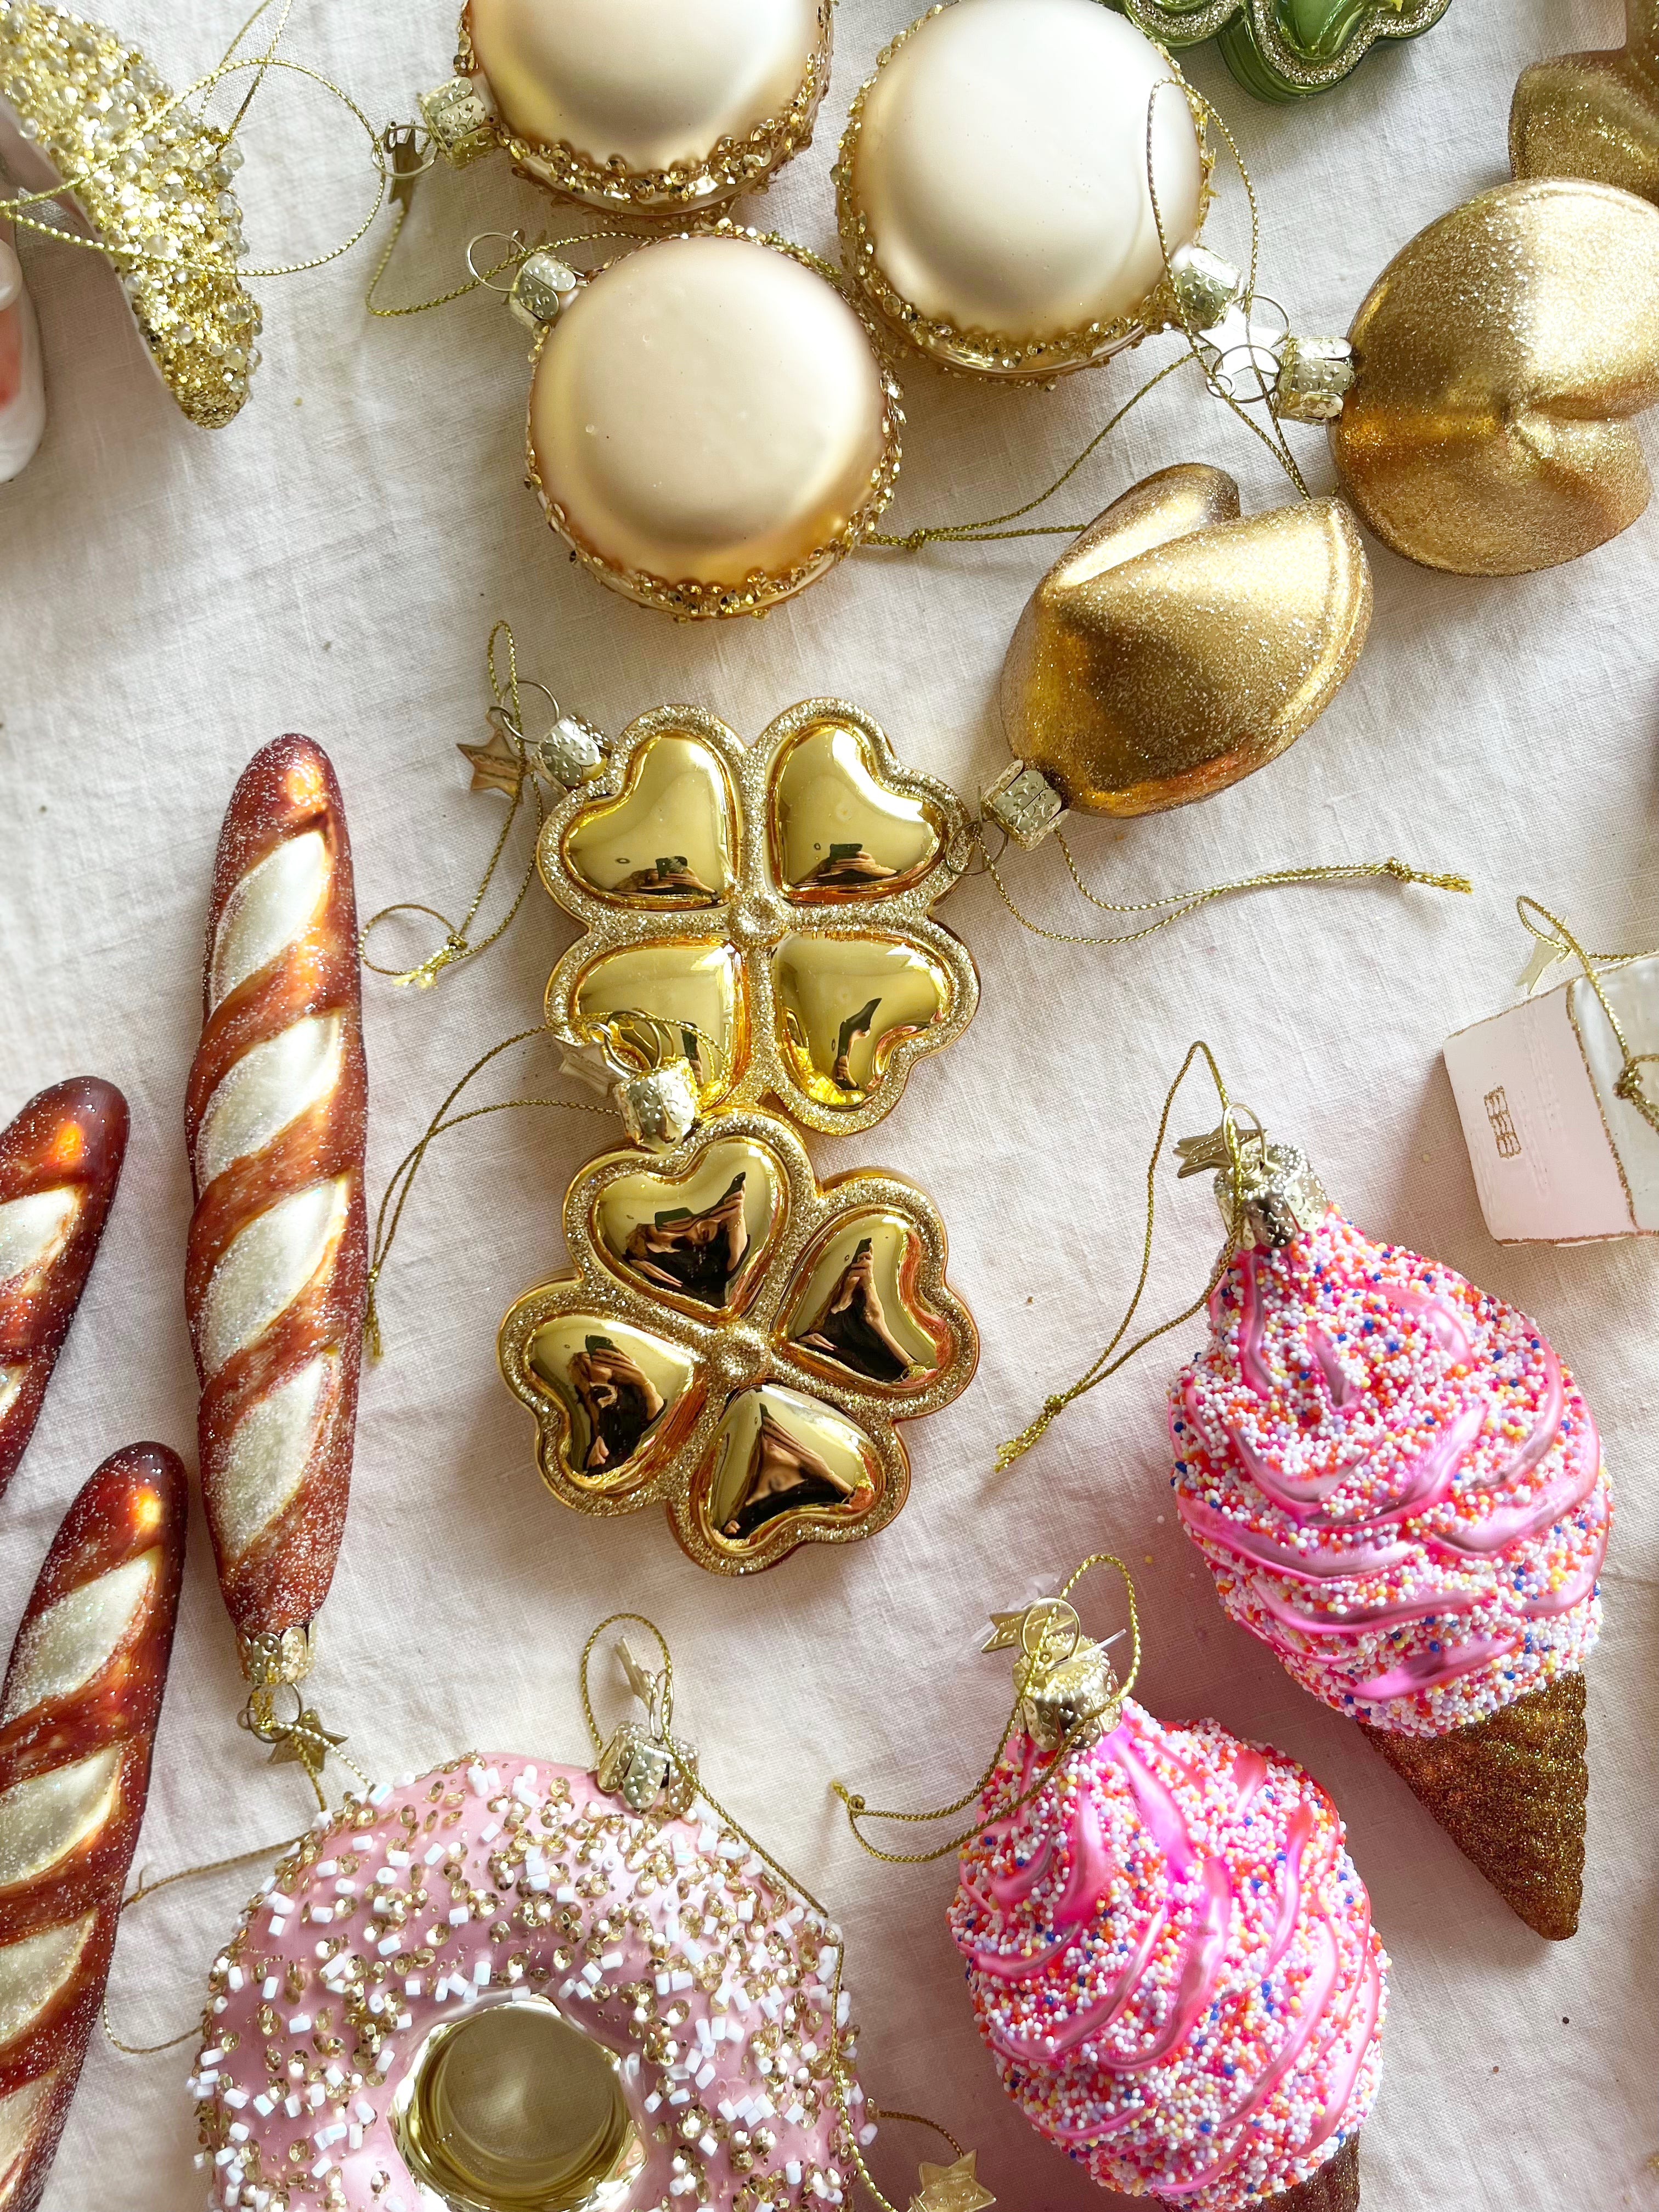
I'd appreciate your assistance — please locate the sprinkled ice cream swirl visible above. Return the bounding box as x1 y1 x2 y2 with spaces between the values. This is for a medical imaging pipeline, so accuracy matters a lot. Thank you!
951 1703 1386 2209
1170 1206 1611 1737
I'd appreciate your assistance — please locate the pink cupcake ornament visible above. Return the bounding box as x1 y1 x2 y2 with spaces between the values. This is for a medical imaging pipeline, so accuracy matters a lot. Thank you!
1168 1127 1609 1940
845 1561 1388 2212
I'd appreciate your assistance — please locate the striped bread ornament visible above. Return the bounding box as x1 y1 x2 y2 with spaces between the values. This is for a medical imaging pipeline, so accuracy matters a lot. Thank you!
0 1441 187 2211
0 1079 129 1502
184 737 368 1702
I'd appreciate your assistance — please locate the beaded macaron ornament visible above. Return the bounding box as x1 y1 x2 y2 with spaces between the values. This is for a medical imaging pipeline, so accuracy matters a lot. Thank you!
837 1556 1388 2212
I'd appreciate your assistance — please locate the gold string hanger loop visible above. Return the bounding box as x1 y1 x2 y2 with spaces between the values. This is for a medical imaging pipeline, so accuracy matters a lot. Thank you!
101 1830 312 2056
359 620 552 988
0 0 392 281
361 1023 619 1358
995 1042 1250 1468
970 834 1471 950
1516 895 1659 1133
579 1616 964 2212
833 1553 1142 1867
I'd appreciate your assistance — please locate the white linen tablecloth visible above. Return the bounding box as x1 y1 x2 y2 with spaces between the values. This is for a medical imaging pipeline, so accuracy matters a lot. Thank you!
2 0 1655 2205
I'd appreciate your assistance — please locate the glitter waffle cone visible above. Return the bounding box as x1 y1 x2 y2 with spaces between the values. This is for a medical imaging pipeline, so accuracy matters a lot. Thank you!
1156 2132 1361 2212
1359 1672 1588 1940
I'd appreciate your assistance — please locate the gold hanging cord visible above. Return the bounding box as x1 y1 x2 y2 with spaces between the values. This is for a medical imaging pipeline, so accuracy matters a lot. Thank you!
833 1554 1142 1863
1517 896 1659 1135
360 622 548 987
996 1045 1252 1468
971 840 1470 949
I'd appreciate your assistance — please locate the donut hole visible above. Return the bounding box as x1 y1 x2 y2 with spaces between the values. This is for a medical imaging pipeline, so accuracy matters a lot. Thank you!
392 1997 644 2210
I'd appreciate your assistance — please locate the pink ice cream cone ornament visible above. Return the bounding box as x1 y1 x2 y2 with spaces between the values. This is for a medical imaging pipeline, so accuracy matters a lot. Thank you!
838 1558 1389 2212
1167 1120 1609 1940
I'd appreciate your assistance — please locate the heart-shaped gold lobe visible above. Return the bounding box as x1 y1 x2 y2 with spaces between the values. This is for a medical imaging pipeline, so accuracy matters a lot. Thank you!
998 464 1371 816
594 1137 788 1316
1511 3 1659 206
1331 178 1659 574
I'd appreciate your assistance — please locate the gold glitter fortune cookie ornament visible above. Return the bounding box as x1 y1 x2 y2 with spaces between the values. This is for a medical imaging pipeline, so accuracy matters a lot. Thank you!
836 0 1213 379
1111 0 1452 105
1330 177 1659 574
415 0 832 212
1000 462 1373 816
0 0 261 427
1511 2 1659 206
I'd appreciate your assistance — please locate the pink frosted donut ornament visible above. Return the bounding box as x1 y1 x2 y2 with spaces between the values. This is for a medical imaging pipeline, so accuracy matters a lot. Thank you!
838 1561 1387 2212
191 1641 895 2212
1167 1130 1609 1940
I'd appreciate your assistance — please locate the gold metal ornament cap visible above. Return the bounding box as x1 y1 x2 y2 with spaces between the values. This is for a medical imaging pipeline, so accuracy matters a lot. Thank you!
448 0 833 212
0 0 262 427
1510 5 1659 208
1331 177 1659 574
1000 464 1372 816
526 228 902 618
236 1622 314 1691
836 0 1212 380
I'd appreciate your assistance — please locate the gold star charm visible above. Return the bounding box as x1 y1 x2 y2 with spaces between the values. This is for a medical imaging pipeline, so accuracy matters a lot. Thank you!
457 723 526 797
266 1708 347 1788
910 2154 995 2212
981 1611 1027 1654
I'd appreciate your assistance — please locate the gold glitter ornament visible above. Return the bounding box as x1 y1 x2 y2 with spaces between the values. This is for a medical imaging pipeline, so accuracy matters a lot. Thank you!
1000 462 1372 816
1511 3 1659 206
1359 1673 1589 1942
498 1107 978 1573
836 0 1212 380
1330 178 1659 575
0 0 261 427
420 0 832 213
522 226 902 618
539 698 978 1136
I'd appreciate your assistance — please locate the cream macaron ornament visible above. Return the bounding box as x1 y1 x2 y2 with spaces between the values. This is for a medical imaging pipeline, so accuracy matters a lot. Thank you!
416 0 833 213
836 0 1212 379
507 222 902 618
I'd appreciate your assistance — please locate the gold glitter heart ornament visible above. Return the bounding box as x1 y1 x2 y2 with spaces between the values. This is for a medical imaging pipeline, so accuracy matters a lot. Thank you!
1330 178 1659 575
999 464 1372 816
1511 3 1659 206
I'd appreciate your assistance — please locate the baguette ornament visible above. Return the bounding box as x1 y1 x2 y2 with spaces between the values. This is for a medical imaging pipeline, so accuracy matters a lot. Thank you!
0 1441 188 2212
185 737 368 1710
0 1076 128 1501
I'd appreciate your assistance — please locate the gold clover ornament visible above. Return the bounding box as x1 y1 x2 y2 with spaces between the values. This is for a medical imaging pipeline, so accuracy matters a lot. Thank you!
498 1109 978 1573
538 699 980 1138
